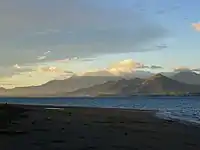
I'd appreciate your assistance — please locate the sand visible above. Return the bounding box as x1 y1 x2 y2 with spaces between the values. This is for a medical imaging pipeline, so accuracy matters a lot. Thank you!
1 104 200 150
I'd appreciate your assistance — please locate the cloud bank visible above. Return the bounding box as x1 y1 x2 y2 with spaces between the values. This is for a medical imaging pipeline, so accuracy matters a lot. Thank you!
0 0 168 66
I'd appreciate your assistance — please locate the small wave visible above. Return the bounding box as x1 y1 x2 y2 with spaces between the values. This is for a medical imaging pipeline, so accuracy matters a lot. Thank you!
156 110 200 125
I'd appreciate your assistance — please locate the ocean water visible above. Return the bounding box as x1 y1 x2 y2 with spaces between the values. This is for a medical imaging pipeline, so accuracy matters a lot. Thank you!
1 96 200 124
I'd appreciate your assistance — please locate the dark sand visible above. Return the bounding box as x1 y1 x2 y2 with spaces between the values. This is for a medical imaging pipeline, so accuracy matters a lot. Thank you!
1 104 200 150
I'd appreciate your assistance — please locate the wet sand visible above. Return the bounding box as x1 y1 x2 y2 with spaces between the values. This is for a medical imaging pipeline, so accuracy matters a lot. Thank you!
1 104 200 150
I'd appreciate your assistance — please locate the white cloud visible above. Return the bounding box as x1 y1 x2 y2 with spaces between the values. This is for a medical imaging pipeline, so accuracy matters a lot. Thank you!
44 50 51 55
13 64 21 69
37 56 47 60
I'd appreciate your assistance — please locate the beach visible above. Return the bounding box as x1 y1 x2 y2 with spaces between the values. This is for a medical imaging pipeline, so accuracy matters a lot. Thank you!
1 104 200 150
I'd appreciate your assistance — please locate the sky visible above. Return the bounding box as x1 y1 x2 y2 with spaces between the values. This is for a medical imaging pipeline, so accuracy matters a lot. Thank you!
0 0 200 88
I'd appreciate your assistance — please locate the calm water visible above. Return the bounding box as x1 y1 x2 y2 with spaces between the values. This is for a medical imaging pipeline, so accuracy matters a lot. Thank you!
1 96 200 124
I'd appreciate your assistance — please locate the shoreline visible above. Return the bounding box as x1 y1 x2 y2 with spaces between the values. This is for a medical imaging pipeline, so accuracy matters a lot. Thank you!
1 104 200 149
1 103 200 127
1 94 200 98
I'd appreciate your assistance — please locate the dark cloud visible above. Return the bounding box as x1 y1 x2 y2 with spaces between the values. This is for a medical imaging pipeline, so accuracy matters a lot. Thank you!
136 64 150 69
192 68 200 72
136 64 163 69
64 71 75 74
156 44 168 49
0 0 168 66
155 10 166 15
150 65 163 69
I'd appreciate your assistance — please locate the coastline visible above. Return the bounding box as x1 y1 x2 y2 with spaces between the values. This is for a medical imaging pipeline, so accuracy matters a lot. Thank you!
1 104 200 150
1 93 200 98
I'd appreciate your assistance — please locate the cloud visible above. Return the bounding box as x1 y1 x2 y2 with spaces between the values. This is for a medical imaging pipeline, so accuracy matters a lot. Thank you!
56 58 71 63
0 0 168 66
107 59 163 74
13 64 21 69
55 56 80 63
40 66 63 73
173 67 190 72
36 50 52 60
37 56 47 60
156 44 168 50
108 59 141 75
82 59 163 76
192 68 200 72
192 22 200 31
38 66 74 81
0 65 34 78
150 65 163 69
64 70 74 74
44 50 51 55
34 29 60 36
39 66 74 75
173 67 200 72
81 58 96 62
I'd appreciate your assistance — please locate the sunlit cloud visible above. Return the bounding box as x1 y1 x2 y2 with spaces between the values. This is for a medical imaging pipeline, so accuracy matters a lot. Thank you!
13 64 21 69
80 59 163 76
107 59 163 75
192 22 200 31
173 67 191 72
39 66 74 74
40 66 63 73
173 66 200 72
108 59 141 75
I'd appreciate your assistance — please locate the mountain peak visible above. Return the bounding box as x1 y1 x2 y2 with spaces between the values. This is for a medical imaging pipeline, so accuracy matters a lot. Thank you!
153 73 165 78
135 74 179 93
0 87 6 90
147 73 168 81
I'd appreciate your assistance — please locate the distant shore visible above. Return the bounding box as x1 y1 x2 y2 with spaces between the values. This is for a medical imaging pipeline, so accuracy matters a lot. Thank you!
1 104 200 150
1 93 200 98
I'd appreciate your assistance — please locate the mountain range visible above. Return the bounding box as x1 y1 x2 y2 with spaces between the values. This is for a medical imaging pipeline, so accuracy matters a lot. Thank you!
0 71 200 97
62 74 200 97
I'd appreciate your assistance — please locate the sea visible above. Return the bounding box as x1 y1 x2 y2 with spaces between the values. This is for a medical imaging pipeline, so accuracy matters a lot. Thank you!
1 96 200 125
